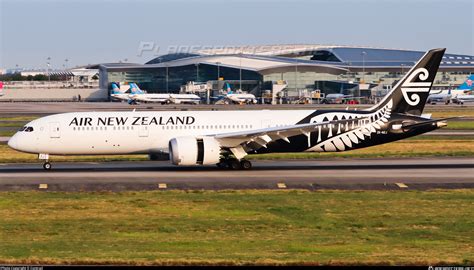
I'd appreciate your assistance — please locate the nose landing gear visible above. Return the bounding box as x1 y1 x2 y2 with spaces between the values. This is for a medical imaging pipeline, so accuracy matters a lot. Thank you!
43 162 52 170
39 153 51 171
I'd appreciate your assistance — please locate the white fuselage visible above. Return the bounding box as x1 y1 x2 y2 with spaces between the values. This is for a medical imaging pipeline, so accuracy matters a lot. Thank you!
428 89 471 101
132 94 170 103
132 93 201 104
226 93 256 103
452 94 474 103
8 110 311 155
111 93 133 101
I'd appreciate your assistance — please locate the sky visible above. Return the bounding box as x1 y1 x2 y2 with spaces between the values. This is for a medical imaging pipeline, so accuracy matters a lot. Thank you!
0 0 473 69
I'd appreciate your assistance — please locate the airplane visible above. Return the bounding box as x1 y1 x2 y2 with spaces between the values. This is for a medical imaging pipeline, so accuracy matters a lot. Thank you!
215 83 257 104
426 75 474 104
9 48 459 171
168 94 201 105
451 94 474 105
129 83 201 104
321 93 364 104
110 83 133 102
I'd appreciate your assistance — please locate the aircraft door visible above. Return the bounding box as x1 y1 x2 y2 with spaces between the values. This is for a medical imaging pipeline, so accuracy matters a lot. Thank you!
261 119 272 128
49 122 60 138
139 125 149 137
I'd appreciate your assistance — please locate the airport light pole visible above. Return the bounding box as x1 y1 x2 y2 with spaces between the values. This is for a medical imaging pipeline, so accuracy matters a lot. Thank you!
195 63 199 82
295 59 299 94
361 51 367 83
46 56 51 81
165 65 169 93
46 57 51 82
64 59 69 81
239 53 242 91
216 62 221 80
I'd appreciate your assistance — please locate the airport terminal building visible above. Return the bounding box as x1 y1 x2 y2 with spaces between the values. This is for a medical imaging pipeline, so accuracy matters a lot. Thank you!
98 45 474 100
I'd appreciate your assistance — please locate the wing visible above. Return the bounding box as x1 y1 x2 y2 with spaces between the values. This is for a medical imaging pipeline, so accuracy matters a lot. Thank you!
212 117 368 159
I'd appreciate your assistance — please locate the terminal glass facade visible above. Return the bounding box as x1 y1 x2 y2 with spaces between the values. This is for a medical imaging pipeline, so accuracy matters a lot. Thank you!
104 64 262 93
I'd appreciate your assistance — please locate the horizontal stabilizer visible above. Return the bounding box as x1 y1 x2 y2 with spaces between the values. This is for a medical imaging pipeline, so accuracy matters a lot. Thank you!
402 116 464 129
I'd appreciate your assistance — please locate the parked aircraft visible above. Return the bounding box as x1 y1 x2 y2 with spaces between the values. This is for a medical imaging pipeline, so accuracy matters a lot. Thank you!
451 94 474 104
9 49 458 170
110 83 133 102
129 83 201 104
427 75 474 104
321 93 363 104
216 83 257 104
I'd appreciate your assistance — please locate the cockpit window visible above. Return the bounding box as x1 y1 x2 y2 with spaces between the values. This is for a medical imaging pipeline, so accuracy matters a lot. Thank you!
19 126 34 132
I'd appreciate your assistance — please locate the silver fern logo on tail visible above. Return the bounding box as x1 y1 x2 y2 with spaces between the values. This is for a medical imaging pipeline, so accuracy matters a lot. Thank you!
401 68 432 106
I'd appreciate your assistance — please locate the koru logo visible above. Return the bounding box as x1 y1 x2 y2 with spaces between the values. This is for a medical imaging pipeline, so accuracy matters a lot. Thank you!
401 68 432 106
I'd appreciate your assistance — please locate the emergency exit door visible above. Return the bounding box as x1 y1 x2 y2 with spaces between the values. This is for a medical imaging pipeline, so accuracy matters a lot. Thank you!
49 122 60 138
139 125 149 137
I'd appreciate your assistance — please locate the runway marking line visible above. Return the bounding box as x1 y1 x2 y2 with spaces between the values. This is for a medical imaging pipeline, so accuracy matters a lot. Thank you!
158 183 167 189
38 183 48 189
277 183 287 189
395 183 408 188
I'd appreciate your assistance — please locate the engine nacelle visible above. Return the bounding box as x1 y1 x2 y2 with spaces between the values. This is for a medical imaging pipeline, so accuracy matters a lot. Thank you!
169 136 221 166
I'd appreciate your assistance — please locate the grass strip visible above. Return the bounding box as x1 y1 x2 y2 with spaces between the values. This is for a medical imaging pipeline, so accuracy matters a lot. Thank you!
0 190 472 265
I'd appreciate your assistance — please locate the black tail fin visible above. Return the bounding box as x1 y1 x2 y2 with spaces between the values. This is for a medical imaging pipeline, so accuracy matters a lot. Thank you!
368 48 445 115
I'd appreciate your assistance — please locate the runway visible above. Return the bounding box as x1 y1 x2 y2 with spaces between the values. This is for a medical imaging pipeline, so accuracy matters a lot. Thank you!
0 157 473 191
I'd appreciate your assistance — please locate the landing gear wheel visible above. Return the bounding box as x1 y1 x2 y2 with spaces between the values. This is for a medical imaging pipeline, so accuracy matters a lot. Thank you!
240 160 252 170
216 162 228 169
228 159 241 170
43 162 52 170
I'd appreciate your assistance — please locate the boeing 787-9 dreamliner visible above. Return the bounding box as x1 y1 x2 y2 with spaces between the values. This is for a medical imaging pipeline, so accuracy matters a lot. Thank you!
9 48 458 170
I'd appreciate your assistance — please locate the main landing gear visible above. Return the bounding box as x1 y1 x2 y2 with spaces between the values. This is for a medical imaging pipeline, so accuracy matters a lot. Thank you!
217 158 252 170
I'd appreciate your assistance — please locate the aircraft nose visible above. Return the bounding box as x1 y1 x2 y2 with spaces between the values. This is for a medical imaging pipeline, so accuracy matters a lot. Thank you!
7 134 18 150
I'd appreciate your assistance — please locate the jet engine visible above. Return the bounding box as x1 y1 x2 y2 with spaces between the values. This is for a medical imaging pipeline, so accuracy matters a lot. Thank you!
169 137 221 165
